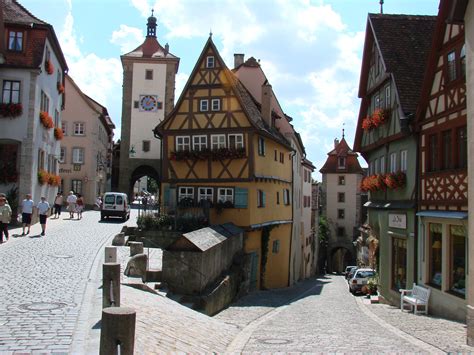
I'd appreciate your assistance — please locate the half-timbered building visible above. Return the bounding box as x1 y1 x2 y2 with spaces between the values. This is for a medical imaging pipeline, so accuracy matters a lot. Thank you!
415 0 467 322
354 14 436 305
154 37 294 289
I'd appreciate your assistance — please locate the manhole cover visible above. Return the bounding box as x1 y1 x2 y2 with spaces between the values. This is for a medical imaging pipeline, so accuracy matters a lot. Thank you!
259 338 292 345
48 254 73 259
19 302 68 311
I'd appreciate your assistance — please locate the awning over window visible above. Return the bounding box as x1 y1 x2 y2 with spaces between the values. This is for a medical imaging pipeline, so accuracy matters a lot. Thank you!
416 211 468 220
364 200 415 209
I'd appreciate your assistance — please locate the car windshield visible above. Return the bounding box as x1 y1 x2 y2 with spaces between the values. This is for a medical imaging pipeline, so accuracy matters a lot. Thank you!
104 195 115 204
116 196 123 204
356 271 375 278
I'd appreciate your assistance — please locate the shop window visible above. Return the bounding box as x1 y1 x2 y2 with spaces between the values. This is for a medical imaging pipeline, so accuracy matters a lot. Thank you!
392 237 407 290
429 223 443 288
450 225 466 297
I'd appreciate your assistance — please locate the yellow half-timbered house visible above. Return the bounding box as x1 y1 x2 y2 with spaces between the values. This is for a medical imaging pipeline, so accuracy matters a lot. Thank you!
154 37 293 289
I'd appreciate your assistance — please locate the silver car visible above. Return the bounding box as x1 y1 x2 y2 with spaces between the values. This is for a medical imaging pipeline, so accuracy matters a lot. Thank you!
348 268 376 294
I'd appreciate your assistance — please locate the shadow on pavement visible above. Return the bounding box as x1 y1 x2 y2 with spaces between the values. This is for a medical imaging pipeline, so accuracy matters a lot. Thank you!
98 219 126 224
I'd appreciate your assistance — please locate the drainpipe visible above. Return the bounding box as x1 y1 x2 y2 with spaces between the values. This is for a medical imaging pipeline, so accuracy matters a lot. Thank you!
288 150 296 287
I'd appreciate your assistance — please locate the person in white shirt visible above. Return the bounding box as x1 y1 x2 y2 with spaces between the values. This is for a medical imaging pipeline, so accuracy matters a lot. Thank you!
66 191 77 219
21 194 34 235
36 197 50 236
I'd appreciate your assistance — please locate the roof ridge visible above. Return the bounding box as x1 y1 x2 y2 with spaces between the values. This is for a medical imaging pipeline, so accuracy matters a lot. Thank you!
10 0 48 25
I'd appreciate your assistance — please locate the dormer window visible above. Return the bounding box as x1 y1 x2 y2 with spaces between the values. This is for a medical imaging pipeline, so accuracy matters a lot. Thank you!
206 56 215 68
338 157 346 169
8 31 23 51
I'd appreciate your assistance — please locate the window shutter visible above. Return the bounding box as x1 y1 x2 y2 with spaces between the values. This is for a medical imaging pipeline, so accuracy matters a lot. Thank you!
234 187 248 208
163 186 170 206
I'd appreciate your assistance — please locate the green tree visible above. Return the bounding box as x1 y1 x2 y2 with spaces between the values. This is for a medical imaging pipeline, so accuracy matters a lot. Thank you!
147 177 159 194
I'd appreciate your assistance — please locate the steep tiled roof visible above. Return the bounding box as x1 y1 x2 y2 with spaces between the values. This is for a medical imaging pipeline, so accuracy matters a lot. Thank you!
122 37 178 59
369 14 436 115
320 138 363 174
3 0 47 25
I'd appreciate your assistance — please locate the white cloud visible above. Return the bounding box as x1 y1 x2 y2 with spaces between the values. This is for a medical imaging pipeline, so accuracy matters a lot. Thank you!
110 25 144 54
174 72 189 104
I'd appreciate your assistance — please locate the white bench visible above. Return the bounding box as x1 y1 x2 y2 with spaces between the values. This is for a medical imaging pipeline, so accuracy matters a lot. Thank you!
400 283 431 315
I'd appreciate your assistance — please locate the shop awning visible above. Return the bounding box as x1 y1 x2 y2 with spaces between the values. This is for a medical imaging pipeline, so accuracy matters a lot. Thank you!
364 200 415 209
416 211 468 220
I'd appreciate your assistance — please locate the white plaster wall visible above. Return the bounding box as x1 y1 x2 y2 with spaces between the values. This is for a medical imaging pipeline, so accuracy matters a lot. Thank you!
130 62 166 160
303 168 312 237
325 173 360 238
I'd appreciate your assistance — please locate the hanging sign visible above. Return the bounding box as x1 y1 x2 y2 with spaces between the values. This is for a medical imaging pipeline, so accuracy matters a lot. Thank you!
388 213 407 229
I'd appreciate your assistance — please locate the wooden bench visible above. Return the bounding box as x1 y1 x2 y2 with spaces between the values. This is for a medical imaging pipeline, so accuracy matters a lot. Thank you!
399 283 431 315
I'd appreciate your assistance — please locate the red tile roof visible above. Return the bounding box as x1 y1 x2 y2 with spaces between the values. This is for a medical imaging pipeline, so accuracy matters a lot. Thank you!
320 138 363 174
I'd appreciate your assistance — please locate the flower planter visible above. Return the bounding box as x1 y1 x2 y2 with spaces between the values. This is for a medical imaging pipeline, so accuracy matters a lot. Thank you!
39 111 54 129
0 103 22 118
57 82 65 94
362 108 391 131
54 127 64 140
170 148 246 161
45 60 54 75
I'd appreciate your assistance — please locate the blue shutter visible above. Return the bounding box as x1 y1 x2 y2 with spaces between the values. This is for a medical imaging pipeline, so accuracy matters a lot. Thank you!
234 187 248 208
163 185 170 206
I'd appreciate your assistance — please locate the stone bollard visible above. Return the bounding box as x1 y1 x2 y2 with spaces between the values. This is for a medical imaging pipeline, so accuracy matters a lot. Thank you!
112 232 125 246
129 242 144 256
104 246 117 263
103 263 120 308
99 307 136 355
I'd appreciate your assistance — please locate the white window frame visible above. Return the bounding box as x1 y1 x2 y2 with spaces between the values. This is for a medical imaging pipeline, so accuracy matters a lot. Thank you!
59 147 66 163
374 158 379 174
176 136 190 151
228 134 244 149
73 122 85 136
193 135 207 151
390 152 397 173
211 134 226 150
178 187 194 201
72 147 84 164
374 94 380 109
385 86 391 108
2 80 21 104
206 56 215 68
258 137 265 156
198 187 213 202
400 150 408 172
200 99 209 112
380 155 385 174
217 188 234 203
211 98 220 111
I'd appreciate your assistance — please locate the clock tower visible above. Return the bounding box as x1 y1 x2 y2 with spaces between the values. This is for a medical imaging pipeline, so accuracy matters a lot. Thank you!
118 11 180 196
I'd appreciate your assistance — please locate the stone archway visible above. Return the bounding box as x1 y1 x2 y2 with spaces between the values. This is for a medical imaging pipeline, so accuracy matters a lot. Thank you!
128 165 160 200
329 247 353 274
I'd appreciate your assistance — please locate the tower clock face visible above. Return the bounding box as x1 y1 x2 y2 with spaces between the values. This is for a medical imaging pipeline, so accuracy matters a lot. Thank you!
139 95 158 112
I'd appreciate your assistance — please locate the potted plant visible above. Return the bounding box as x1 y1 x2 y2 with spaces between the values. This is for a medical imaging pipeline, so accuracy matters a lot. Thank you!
45 59 54 75
39 111 54 129
37 169 49 185
54 127 64 140
366 275 379 296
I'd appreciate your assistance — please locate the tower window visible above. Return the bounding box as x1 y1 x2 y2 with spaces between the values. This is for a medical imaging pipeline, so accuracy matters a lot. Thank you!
145 70 153 80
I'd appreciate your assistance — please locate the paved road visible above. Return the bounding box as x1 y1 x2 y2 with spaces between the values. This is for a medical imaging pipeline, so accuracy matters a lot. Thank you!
216 275 468 353
0 209 135 353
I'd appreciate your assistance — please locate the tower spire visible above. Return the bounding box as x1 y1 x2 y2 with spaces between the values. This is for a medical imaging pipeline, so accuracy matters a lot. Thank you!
342 123 345 139
380 0 384 14
146 9 157 38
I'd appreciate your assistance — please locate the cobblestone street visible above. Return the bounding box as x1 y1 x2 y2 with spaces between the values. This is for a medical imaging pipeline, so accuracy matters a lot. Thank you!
0 210 131 353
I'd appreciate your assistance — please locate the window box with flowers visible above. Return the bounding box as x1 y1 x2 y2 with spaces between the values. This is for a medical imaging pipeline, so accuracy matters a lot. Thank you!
48 174 61 186
57 82 65 94
360 171 406 192
0 103 23 118
45 60 54 75
38 169 49 185
170 147 246 161
362 108 391 132
383 171 406 189
39 111 54 129
54 127 64 140
38 170 61 186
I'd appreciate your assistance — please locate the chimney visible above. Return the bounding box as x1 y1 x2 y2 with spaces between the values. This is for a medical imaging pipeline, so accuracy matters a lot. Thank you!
261 81 272 127
164 43 169 56
334 138 339 148
234 53 244 68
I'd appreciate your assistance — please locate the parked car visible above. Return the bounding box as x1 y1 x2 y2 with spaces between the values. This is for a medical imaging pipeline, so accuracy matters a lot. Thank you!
346 267 358 284
344 266 358 280
348 268 376 294
101 192 130 221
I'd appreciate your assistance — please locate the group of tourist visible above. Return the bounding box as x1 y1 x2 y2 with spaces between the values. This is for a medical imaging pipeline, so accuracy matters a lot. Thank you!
0 191 86 242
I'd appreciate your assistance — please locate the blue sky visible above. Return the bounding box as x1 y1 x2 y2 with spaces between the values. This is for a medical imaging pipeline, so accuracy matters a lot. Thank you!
20 0 439 180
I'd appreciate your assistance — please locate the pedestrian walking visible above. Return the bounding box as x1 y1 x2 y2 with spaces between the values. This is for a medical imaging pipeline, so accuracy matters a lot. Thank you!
76 194 84 220
66 191 77 219
21 193 34 235
53 191 63 218
0 196 12 243
36 196 50 236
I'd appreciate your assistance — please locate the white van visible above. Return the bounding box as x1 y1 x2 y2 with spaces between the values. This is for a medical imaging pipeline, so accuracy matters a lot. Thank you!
101 192 130 221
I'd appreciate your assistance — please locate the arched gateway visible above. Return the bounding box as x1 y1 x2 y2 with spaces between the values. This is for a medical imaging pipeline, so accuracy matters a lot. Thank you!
118 11 180 198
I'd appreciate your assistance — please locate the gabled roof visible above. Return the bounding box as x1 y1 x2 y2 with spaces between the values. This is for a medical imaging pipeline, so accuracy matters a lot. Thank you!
155 36 292 149
368 14 436 115
173 223 243 252
2 0 68 72
122 37 178 60
319 137 363 174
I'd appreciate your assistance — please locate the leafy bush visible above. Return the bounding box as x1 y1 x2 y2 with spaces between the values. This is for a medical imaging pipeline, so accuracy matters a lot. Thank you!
137 214 175 231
